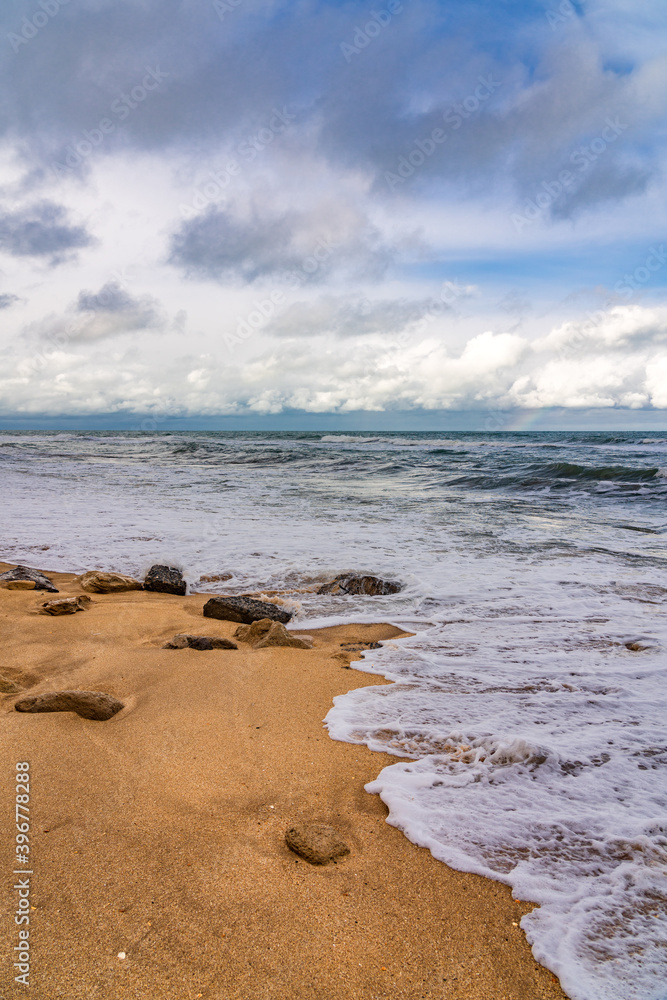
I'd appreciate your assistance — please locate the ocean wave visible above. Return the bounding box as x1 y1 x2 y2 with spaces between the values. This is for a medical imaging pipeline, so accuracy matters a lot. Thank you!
538 462 660 481
448 462 662 492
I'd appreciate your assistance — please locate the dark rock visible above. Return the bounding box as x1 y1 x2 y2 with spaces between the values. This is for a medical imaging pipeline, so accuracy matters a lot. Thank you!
203 595 292 625
234 619 311 649
163 634 237 650
14 690 124 721
0 565 58 592
340 641 382 651
163 634 189 649
187 636 214 650
40 596 92 616
77 571 143 593
208 637 238 650
144 565 186 596
318 575 402 596
285 823 350 865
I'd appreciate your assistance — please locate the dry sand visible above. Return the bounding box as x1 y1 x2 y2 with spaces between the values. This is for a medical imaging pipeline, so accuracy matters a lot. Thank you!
0 564 568 1000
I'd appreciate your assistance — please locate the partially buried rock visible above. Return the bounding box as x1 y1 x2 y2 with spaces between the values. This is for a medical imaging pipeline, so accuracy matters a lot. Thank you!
163 634 237 650
144 565 187 596
76 571 143 594
318 574 401 596
340 641 382 652
234 618 312 649
40 596 92 616
1 580 36 591
0 565 58 592
203 595 292 625
0 676 23 694
14 690 124 721
285 823 350 865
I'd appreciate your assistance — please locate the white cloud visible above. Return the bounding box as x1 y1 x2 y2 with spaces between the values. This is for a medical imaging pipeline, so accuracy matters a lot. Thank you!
3 303 667 416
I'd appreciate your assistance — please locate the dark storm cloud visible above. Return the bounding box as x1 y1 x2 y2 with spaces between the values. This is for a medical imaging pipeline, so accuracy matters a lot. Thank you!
77 281 143 314
168 205 400 283
551 160 653 220
0 0 663 219
73 281 163 336
0 201 93 262
169 208 301 282
20 281 167 347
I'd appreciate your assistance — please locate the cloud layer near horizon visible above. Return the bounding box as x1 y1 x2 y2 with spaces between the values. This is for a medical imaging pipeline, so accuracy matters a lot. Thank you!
0 0 666 417
4 304 667 416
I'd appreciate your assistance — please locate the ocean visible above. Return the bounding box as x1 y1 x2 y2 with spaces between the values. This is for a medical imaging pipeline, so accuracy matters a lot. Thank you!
1 429 666 1000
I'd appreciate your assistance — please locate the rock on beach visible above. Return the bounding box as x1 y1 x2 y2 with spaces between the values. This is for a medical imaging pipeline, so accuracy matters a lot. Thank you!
144 565 187 596
76 571 143 593
285 823 350 865
0 565 58 592
203 595 292 625
234 619 312 649
163 634 238 650
14 690 124 721
40 596 92 616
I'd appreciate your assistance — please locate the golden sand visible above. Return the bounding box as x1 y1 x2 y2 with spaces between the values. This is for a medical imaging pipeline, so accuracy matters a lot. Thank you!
0 564 567 999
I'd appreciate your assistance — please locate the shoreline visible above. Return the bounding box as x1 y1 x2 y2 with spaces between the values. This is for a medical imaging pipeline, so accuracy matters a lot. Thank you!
1 563 568 999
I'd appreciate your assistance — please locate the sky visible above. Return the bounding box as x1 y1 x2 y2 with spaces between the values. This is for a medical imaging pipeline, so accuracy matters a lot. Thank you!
1 0 666 429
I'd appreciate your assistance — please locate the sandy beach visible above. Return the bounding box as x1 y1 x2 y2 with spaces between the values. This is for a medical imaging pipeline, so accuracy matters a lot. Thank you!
0 563 568 1000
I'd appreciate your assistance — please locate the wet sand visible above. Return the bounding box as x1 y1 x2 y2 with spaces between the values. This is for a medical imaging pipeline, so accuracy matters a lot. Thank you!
0 564 568 999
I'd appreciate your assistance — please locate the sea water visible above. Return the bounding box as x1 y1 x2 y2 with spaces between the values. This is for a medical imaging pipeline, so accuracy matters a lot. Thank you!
1 429 666 1000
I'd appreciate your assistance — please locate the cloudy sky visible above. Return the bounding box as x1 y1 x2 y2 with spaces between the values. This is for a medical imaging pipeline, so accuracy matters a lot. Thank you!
1 0 666 427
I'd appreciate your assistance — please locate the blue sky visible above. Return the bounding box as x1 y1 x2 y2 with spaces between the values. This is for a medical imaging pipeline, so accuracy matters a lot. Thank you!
0 0 666 425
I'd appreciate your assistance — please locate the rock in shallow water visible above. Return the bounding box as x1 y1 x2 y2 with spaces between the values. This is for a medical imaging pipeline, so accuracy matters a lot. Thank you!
144 565 186 596
40 596 92 616
234 619 312 649
0 565 58 592
15 690 124 721
203 595 292 624
285 823 350 865
77 571 143 593
317 574 401 596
